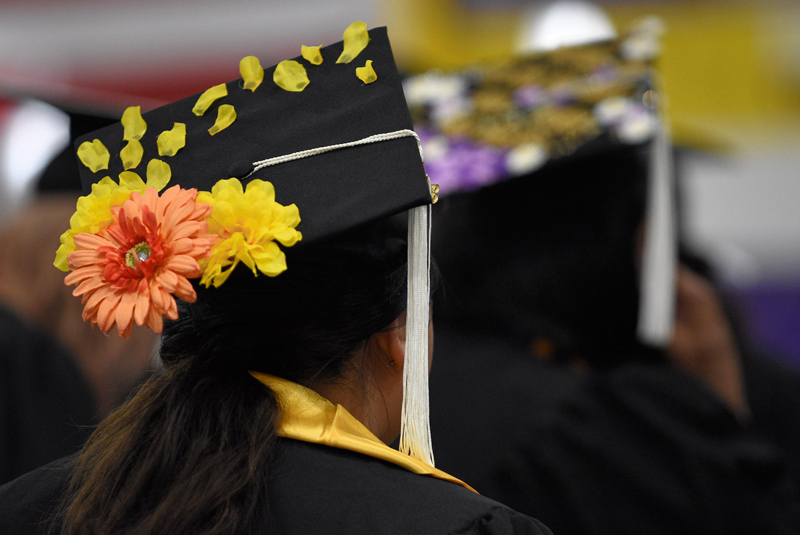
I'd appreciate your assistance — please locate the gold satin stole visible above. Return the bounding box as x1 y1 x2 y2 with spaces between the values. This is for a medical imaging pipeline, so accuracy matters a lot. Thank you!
250 372 476 493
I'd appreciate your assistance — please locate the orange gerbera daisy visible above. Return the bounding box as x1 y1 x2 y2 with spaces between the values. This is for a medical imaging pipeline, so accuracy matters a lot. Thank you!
64 185 216 337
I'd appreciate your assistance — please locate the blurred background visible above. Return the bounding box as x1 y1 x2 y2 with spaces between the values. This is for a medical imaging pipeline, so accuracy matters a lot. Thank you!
0 0 797 365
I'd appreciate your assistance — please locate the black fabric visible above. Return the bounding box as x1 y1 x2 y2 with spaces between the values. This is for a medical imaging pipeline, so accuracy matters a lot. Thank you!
429 327 800 535
0 306 97 485
75 27 431 247
432 143 650 367
0 439 552 535
739 348 800 491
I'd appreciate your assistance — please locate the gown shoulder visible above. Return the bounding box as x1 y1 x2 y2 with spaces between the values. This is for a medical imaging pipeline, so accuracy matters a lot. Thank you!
264 439 552 535
0 455 73 535
0 441 551 535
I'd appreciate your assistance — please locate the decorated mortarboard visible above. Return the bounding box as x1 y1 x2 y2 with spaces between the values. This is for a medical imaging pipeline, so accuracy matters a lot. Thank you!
55 23 436 465
405 18 676 347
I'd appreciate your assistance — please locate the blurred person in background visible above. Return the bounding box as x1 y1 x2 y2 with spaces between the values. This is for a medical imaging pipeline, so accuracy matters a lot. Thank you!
406 16 800 534
0 26 552 535
0 108 157 485
679 246 800 496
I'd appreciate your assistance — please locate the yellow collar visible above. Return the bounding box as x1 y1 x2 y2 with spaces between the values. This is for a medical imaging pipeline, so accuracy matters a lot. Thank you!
250 372 476 493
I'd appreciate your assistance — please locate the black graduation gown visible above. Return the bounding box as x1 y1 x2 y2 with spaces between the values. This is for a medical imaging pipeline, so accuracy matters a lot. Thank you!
739 347 800 489
429 326 800 535
0 306 97 485
0 437 552 535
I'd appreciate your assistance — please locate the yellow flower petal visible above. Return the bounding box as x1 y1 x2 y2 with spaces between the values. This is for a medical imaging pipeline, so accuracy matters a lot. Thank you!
196 191 214 206
253 244 287 277
273 60 309 92
355 60 377 84
192 83 228 116
301 45 323 65
284 203 302 227
239 56 264 92
77 139 110 173
54 230 75 271
145 159 171 191
245 178 274 200
120 139 144 170
157 122 186 157
336 21 369 64
121 106 147 141
118 171 147 192
208 104 236 136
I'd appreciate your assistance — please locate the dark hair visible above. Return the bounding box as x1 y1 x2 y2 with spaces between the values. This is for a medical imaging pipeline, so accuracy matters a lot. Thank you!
433 144 649 367
62 220 411 535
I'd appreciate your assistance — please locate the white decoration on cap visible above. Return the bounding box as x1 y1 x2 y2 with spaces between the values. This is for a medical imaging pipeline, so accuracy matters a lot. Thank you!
594 96 633 126
617 106 658 144
506 143 548 176
403 73 467 107
421 135 449 163
621 16 665 62
621 34 662 62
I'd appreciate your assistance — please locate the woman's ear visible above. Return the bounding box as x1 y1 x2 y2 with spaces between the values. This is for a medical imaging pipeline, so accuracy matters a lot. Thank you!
370 312 406 373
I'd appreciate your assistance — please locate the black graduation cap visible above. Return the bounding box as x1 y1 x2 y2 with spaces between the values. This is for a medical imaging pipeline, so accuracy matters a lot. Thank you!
406 21 676 348
69 25 436 465
74 26 431 247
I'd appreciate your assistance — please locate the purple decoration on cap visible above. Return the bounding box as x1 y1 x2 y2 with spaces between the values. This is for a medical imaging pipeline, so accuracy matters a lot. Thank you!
425 138 507 194
513 85 549 109
589 64 619 84
550 87 578 106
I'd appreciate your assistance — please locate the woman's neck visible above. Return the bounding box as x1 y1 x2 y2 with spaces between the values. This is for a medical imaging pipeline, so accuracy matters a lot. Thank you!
310 377 400 444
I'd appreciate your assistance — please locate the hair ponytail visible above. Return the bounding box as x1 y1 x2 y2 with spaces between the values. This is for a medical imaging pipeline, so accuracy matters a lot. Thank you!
63 354 280 535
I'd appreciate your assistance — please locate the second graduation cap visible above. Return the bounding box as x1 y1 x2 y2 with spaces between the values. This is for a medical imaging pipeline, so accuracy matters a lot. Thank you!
406 19 675 347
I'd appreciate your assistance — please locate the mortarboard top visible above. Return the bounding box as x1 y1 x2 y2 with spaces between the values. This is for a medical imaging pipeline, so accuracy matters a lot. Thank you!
75 26 431 247
404 20 662 196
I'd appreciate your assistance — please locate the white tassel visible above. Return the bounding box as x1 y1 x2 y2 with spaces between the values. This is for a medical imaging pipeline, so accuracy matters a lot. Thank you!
637 120 677 346
399 203 435 466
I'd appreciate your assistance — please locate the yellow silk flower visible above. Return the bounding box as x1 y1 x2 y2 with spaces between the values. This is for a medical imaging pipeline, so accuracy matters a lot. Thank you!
197 178 302 288
53 164 172 271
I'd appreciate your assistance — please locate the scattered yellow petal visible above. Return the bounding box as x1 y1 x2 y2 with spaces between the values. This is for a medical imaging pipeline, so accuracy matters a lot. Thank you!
208 104 236 135
301 45 323 65
273 60 310 92
120 139 144 170
356 60 377 84
145 159 171 191
121 106 147 141
192 83 228 116
157 122 186 157
118 171 146 192
77 139 110 173
336 21 369 64
239 56 264 92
